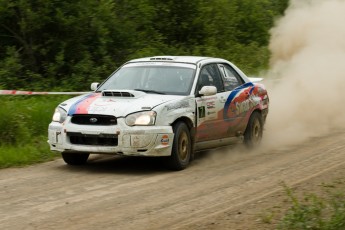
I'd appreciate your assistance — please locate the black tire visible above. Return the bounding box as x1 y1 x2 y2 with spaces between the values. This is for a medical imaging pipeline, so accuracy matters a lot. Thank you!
244 112 263 148
167 122 192 170
62 152 89 165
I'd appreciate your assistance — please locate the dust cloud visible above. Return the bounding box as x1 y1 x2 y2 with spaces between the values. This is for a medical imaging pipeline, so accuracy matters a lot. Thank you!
198 0 345 161
262 0 345 148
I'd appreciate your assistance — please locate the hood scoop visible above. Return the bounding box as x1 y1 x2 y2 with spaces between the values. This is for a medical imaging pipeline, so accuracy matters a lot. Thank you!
102 90 135 97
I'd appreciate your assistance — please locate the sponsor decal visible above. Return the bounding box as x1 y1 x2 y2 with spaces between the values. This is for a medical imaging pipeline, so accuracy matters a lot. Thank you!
196 96 217 102
223 82 254 121
206 101 216 109
161 135 169 145
166 101 190 111
88 106 107 114
88 98 117 113
235 96 260 115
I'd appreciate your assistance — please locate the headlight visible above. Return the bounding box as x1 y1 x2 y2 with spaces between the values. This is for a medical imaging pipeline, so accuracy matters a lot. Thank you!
125 111 156 126
52 107 67 123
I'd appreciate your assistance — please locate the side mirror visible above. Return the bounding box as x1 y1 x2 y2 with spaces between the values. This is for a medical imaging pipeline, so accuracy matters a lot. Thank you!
198 86 217 96
90 82 99 91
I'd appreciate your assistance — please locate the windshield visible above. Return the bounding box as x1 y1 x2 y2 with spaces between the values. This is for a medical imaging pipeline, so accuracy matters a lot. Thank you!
97 63 196 95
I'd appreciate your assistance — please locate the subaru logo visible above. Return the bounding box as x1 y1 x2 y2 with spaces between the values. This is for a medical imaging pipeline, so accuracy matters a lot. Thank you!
89 117 98 123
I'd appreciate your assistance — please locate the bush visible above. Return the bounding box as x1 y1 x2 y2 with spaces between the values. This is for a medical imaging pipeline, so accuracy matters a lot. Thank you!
0 96 72 168
278 184 345 230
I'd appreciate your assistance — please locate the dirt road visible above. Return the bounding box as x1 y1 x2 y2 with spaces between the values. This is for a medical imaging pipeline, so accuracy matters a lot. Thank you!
1 130 344 230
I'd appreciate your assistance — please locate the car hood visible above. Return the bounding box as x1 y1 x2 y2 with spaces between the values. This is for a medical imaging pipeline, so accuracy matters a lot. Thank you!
59 90 184 117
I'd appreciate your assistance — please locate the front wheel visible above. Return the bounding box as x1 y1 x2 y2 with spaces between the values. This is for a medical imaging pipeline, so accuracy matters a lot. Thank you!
244 112 263 148
167 122 192 170
62 152 89 165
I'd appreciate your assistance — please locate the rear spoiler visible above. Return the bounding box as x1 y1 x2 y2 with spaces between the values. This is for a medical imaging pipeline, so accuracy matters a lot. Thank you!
248 77 263 83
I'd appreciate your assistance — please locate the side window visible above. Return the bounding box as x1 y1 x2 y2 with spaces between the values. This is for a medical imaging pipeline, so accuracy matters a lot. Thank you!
197 64 224 93
218 64 244 91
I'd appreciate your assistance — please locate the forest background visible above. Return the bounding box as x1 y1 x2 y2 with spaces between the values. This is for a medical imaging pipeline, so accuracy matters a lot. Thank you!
0 0 288 91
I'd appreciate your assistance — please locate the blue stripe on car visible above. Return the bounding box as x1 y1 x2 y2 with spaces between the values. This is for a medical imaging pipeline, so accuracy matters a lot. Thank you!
223 82 254 121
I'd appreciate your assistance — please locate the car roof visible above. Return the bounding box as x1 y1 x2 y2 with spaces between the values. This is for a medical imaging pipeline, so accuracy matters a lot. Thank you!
127 56 226 65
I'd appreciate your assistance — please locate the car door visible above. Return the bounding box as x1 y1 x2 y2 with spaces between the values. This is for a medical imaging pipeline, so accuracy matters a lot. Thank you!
217 63 253 137
195 64 230 142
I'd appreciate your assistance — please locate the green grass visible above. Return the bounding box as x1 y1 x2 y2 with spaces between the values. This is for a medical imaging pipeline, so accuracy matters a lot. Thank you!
278 183 345 230
0 95 72 168
0 143 57 168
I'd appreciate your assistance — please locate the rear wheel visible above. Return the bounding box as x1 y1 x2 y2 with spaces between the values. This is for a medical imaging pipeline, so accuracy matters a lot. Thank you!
62 152 89 165
167 122 191 170
244 112 263 148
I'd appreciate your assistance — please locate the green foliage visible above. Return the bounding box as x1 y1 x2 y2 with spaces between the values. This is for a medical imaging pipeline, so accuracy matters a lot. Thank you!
0 143 56 169
0 96 72 168
0 47 24 89
278 184 345 230
0 0 288 91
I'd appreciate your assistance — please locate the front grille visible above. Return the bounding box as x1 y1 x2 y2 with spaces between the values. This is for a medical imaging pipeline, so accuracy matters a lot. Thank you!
68 132 118 146
71 114 117 125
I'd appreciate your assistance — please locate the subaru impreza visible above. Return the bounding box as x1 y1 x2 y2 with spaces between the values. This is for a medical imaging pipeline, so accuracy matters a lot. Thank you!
48 56 269 170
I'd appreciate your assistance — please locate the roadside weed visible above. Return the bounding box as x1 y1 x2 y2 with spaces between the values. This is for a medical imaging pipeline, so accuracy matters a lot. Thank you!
278 183 345 230
0 96 71 168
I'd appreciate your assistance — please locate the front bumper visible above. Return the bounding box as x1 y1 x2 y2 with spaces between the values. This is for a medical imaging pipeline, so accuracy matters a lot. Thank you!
48 118 174 157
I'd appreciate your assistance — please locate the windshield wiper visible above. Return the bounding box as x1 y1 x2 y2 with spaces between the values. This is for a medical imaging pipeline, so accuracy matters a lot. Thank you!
134 89 165 95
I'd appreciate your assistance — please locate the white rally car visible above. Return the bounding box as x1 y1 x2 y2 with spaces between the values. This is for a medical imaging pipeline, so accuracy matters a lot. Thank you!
48 56 269 170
